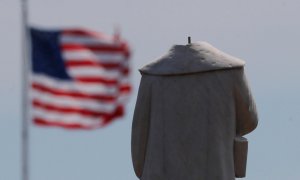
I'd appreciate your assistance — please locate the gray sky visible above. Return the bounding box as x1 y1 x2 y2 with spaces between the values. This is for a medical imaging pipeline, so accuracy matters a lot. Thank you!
1 0 300 179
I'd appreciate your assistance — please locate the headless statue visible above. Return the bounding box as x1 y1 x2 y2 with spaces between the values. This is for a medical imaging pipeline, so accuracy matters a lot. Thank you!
131 42 258 180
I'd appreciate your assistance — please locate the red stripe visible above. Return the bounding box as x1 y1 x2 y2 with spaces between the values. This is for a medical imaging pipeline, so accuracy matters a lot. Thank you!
75 77 118 85
63 29 109 39
32 100 122 119
61 44 127 53
119 85 131 92
66 60 121 69
121 68 130 75
32 83 116 102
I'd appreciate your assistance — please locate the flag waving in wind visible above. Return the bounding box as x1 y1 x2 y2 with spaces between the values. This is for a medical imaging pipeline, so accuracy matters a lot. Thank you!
30 28 131 129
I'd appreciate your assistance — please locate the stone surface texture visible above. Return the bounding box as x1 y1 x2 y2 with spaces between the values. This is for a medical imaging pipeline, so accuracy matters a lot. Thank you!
131 42 258 180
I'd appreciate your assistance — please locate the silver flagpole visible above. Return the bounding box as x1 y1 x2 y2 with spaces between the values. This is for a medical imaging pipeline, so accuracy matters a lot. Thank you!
21 0 30 179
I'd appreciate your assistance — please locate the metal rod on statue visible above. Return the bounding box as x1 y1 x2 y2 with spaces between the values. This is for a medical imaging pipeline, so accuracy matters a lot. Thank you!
21 0 30 179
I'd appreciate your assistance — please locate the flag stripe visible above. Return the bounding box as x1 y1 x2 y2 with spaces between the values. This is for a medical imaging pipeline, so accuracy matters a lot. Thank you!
63 29 111 38
33 109 104 124
61 35 117 46
119 84 131 92
74 77 118 85
32 83 116 102
62 50 125 63
32 74 118 94
67 66 121 79
31 90 116 112
65 60 122 69
32 103 124 121
61 44 127 52
34 118 100 129
33 100 116 117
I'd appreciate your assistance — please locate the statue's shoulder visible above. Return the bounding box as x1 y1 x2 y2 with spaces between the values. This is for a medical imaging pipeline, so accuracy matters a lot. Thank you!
140 42 245 75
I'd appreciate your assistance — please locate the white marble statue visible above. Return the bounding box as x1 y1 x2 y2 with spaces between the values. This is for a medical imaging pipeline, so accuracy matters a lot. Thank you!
131 42 258 180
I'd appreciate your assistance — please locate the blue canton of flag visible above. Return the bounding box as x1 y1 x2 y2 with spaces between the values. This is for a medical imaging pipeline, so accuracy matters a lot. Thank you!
30 27 131 129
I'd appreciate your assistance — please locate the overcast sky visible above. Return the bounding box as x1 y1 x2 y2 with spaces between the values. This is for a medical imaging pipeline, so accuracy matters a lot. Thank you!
1 0 300 180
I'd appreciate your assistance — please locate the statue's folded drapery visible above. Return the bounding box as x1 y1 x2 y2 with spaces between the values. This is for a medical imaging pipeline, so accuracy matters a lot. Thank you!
131 42 258 180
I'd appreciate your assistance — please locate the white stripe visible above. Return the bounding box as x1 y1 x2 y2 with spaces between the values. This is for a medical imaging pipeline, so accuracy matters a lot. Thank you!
31 74 118 95
119 77 130 85
67 66 121 79
61 35 119 46
62 50 125 63
117 94 130 104
66 59 130 67
32 108 104 126
31 90 117 113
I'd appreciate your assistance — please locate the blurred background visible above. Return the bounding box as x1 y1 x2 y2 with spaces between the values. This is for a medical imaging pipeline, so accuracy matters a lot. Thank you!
1 0 300 179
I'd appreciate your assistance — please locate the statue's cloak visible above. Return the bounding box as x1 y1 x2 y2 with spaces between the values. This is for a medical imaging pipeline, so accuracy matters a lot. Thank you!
131 42 258 180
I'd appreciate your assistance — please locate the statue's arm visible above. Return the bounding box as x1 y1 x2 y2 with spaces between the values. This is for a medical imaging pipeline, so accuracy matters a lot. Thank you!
233 68 258 177
234 68 258 136
131 75 152 178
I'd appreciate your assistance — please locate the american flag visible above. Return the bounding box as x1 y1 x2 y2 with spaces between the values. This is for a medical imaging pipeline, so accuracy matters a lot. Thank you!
30 28 131 129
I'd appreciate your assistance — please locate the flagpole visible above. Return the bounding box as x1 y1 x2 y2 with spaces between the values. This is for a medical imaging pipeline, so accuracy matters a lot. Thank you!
21 0 30 179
